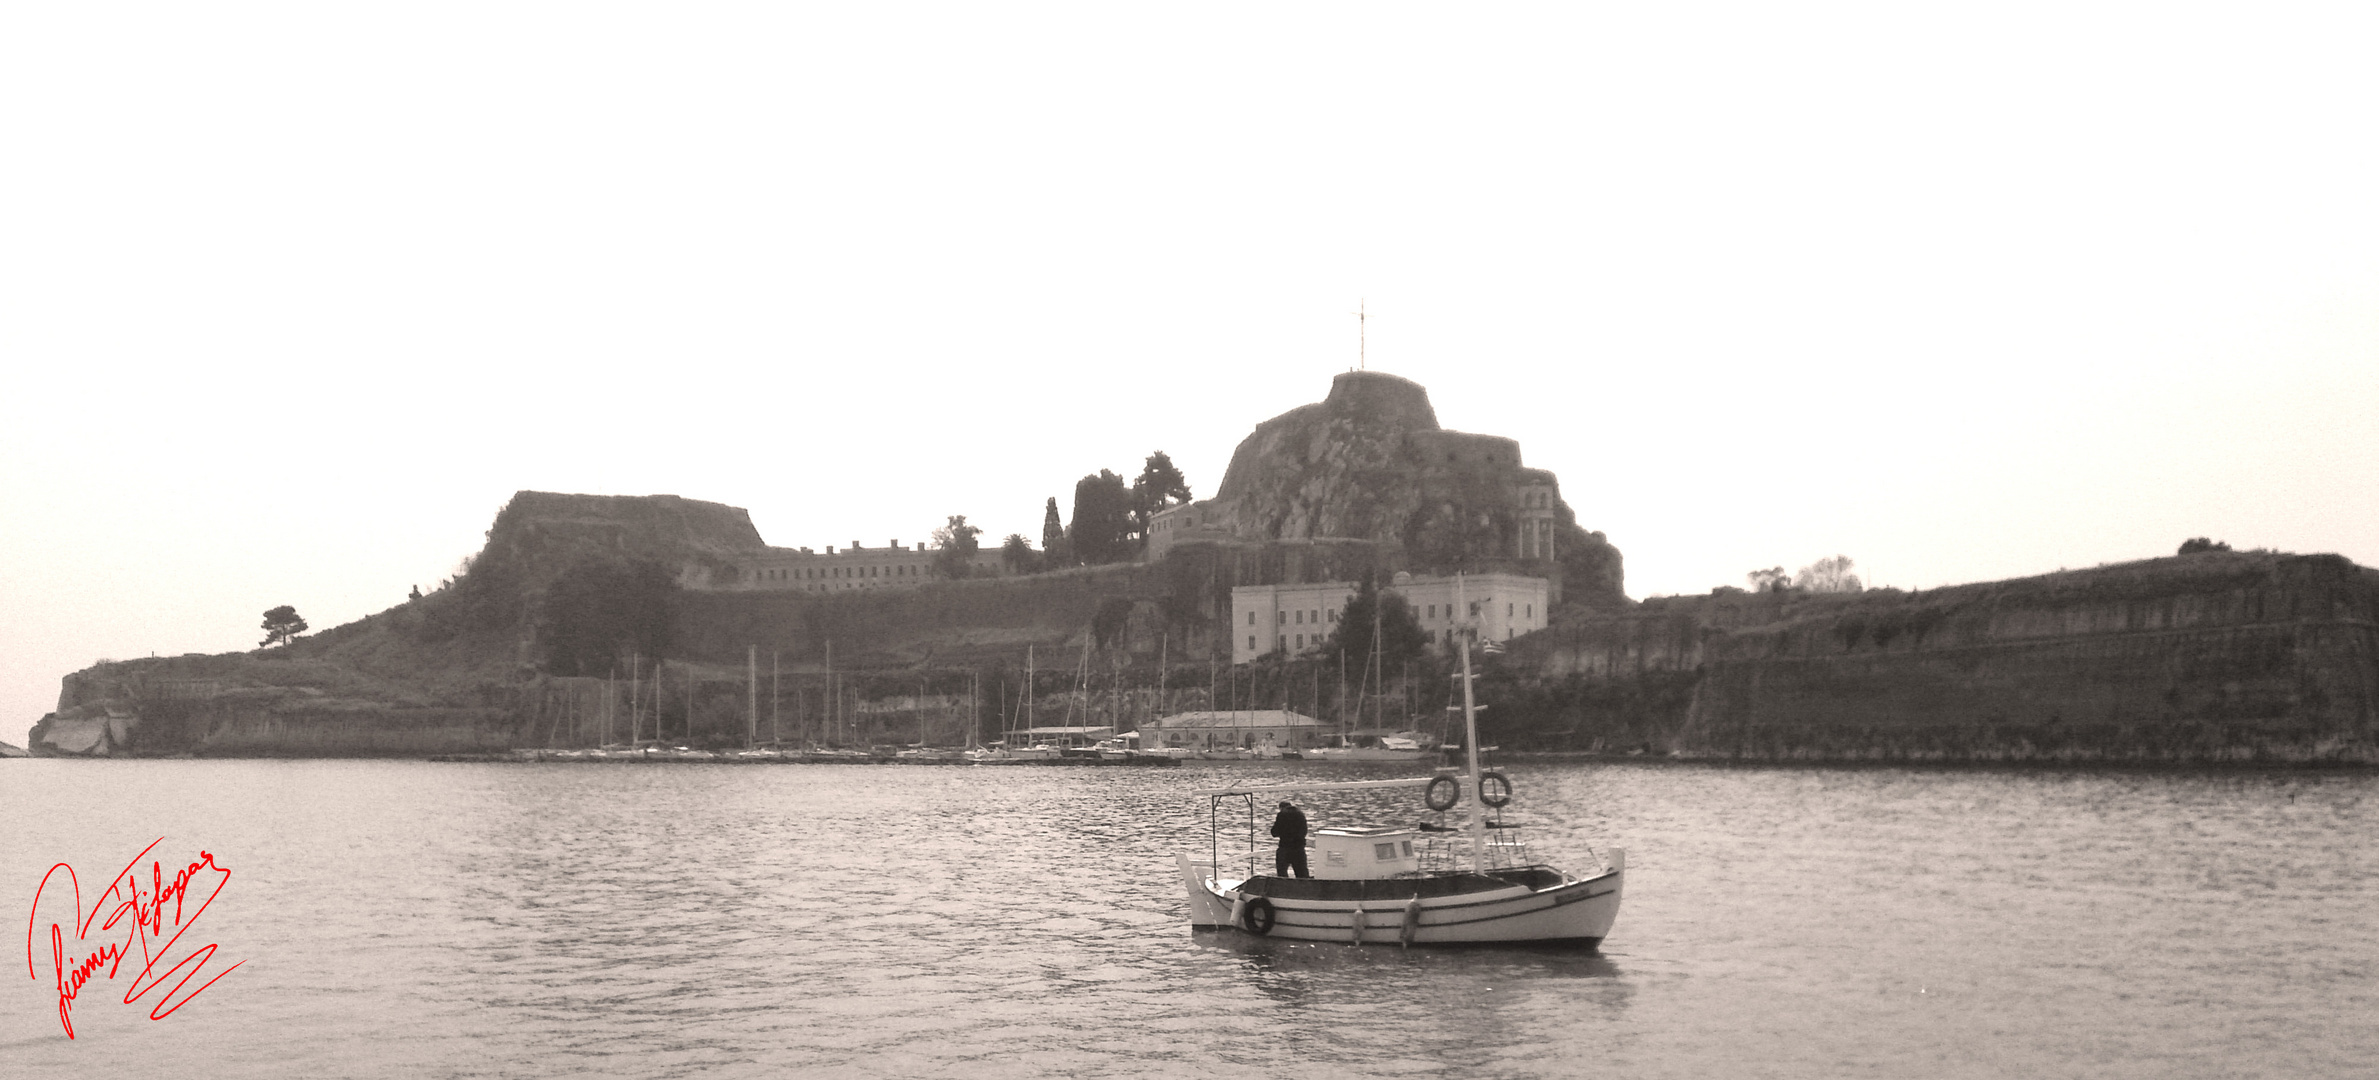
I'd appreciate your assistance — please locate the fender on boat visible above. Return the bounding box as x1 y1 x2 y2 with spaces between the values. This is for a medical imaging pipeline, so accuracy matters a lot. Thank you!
1240 896 1277 935
1400 898 1423 947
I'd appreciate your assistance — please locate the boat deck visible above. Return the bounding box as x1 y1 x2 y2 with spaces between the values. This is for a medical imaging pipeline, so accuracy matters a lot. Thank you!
1235 867 1567 901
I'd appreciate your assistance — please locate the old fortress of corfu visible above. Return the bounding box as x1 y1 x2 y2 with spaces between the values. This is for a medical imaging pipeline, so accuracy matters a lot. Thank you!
678 371 1567 658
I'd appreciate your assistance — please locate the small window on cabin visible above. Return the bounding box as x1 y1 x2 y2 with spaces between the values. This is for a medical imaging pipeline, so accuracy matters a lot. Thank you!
1374 843 1398 861
1401 841 1414 857
1326 851 1347 867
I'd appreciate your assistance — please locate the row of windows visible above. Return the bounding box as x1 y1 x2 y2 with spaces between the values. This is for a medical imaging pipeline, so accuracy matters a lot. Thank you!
1249 607 1342 626
1417 601 1533 620
754 563 924 582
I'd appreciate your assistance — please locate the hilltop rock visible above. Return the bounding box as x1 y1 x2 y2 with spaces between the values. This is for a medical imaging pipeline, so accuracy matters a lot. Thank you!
1166 371 1626 610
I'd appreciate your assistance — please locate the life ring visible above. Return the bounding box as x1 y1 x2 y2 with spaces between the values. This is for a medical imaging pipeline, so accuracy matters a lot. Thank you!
1425 775 1461 812
1241 896 1276 935
1479 770 1514 808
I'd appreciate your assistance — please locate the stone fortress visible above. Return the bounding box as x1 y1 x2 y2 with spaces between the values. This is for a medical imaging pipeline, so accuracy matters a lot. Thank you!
1150 371 1562 567
643 369 1572 606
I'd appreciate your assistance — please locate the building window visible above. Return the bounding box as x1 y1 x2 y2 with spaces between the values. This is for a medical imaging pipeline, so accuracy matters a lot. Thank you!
1294 611 1303 625
1248 635 1256 651
1469 601 1480 617
1427 604 1435 618
1278 611 1286 624
1508 603 1514 617
1295 634 1303 647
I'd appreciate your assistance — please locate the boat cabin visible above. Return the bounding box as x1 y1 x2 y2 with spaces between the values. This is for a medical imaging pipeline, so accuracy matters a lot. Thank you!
1309 825 1422 880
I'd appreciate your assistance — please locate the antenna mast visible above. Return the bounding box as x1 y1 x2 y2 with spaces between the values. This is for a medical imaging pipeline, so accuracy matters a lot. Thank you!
1354 299 1367 370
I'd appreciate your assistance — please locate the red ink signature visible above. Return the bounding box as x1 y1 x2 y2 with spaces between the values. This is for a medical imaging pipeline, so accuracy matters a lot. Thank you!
25 838 244 1039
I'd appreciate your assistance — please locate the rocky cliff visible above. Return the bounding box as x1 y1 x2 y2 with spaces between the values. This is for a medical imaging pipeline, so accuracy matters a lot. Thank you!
1494 551 2379 764
1185 371 1626 610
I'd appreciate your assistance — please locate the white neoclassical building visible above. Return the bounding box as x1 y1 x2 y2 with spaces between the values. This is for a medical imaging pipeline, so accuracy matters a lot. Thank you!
1229 572 1550 664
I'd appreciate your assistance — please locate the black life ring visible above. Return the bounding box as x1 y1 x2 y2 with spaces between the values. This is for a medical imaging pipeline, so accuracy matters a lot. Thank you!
1479 770 1514 808
1425 774 1461 812
1241 896 1276 935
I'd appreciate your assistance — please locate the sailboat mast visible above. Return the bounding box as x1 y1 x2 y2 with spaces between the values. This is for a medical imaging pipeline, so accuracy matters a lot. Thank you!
1458 573 1486 870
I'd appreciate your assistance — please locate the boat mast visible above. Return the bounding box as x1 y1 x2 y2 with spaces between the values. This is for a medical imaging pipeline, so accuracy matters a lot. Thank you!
1457 573 1486 870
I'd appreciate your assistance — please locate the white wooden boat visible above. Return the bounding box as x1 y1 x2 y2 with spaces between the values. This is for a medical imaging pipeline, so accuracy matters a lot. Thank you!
1178 598 1623 947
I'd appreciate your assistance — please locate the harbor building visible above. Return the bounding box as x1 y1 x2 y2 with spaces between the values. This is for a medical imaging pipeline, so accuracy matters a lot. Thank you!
1140 710 1332 753
1230 572 1551 664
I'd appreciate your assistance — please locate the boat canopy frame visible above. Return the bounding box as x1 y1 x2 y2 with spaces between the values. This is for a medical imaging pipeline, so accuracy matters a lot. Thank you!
1203 776 1442 881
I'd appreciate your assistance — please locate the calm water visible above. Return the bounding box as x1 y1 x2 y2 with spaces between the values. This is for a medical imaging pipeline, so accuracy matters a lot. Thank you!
3 759 2371 1078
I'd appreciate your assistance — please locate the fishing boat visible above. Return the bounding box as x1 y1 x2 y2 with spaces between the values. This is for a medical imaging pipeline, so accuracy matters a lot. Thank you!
1176 589 1623 947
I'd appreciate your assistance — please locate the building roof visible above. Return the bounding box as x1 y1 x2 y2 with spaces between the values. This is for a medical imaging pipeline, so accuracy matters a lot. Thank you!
1148 710 1330 728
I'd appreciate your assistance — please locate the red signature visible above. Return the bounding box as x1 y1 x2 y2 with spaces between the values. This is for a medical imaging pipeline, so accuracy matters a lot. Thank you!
24 838 243 1039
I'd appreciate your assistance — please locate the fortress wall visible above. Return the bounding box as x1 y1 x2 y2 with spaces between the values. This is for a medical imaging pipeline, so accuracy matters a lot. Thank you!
1499 553 2379 763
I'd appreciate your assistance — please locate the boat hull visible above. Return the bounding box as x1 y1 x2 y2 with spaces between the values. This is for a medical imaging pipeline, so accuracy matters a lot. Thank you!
1177 851 1623 947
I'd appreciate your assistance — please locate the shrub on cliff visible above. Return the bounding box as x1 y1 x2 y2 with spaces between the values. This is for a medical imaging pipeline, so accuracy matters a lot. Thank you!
2179 537 2233 555
537 557 680 676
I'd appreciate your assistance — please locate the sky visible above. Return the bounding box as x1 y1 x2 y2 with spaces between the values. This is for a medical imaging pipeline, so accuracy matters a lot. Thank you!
5 5 2375 744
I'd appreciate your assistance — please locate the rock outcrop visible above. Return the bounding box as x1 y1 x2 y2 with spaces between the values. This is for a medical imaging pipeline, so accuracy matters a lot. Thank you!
1160 371 1627 610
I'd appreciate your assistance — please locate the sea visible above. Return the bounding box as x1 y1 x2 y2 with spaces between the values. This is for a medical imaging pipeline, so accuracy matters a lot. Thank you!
4 758 2372 1079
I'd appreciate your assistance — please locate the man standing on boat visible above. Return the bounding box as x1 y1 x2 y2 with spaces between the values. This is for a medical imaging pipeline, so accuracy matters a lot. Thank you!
1270 801 1310 878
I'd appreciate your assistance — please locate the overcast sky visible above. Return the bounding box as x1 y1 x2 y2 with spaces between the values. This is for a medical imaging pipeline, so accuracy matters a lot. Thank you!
6 5 2375 742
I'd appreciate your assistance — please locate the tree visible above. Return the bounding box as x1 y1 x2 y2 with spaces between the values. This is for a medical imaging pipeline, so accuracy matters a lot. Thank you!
1129 450 1192 547
1746 567 1791 592
998 533 1038 574
2178 537 2232 555
1326 576 1430 674
1793 555 1863 593
1041 497 1071 567
932 515 983 578
259 605 308 648
1069 470 1134 565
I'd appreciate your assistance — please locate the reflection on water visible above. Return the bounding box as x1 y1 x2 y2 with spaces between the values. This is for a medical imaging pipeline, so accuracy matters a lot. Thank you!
3 760 2372 1079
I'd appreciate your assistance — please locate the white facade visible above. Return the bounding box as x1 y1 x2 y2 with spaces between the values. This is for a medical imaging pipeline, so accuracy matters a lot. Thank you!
1230 572 1551 664
1141 710 1331 751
